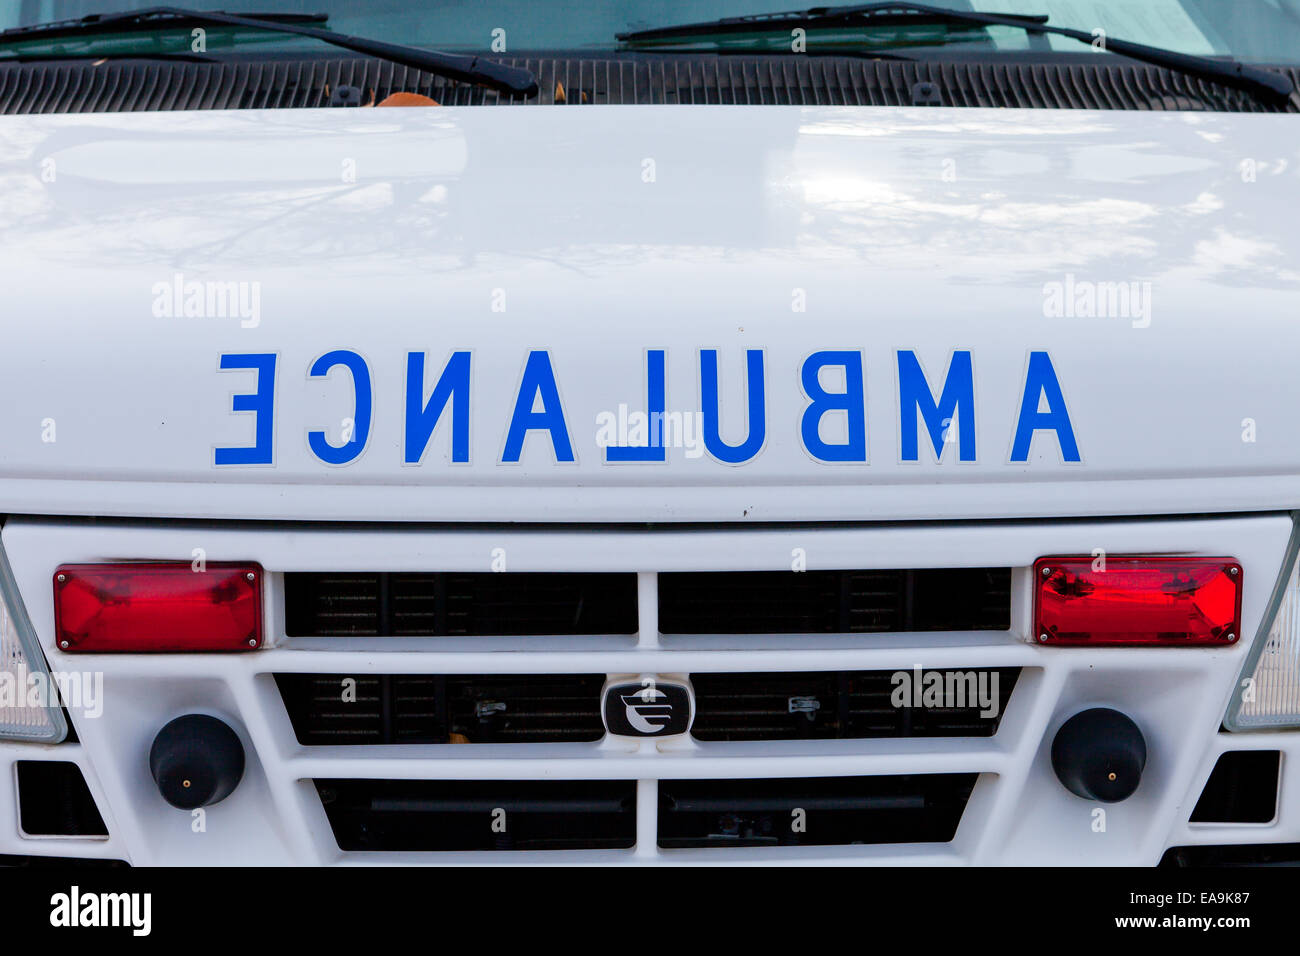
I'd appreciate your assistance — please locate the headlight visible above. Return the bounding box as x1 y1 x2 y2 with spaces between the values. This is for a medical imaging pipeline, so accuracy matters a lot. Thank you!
0 538 66 742
1226 518 1300 731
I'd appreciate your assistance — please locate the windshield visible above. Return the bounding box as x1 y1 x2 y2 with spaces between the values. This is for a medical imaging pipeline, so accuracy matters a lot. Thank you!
3 0 1299 62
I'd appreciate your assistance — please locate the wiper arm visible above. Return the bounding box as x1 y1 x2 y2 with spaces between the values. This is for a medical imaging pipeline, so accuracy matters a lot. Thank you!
618 2 1295 105
0 5 538 97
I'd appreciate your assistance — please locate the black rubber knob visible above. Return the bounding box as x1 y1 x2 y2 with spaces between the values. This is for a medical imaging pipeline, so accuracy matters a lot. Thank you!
149 714 245 809
1051 707 1146 803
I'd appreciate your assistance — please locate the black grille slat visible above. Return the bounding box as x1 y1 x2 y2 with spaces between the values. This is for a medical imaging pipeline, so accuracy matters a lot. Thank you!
276 673 606 745
0 56 1294 114
316 779 636 851
659 568 1010 635
285 571 637 637
658 774 977 848
691 668 1018 741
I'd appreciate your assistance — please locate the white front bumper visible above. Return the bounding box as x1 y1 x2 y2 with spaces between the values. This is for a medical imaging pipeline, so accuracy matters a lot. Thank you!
1 513 1295 865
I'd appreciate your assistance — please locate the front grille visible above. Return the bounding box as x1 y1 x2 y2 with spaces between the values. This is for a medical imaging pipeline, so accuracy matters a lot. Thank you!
691 668 1019 741
275 673 606 745
277 668 1018 745
659 568 1011 634
658 774 977 848
1 55 1295 114
284 572 638 637
315 779 637 851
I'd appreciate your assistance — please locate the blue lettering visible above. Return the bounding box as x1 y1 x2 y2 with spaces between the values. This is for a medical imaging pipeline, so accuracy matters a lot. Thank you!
1011 351 1080 462
606 349 666 463
215 353 276 465
898 350 975 462
701 349 766 464
503 351 574 463
307 349 372 465
406 351 471 464
800 350 866 462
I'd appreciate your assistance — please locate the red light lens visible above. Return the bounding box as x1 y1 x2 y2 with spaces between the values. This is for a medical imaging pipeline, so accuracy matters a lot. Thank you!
1034 557 1241 646
54 563 263 652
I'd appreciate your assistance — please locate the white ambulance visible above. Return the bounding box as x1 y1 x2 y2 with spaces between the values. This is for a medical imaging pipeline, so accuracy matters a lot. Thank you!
0 1 1297 866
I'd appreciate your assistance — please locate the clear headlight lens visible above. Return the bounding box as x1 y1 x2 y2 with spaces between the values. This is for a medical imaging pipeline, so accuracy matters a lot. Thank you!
1226 523 1300 731
0 540 66 742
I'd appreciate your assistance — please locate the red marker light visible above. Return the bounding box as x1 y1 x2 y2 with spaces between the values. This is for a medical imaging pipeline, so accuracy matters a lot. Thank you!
1034 557 1241 646
54 563 263 652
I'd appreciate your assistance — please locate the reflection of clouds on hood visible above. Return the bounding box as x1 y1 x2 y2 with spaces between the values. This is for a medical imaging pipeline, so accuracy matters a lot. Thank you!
1 109 469 271
786 109 1298 288
1068 143 1217 182
1193 230 1294 278
798 111 1116 140
0 105 1295 291
0 124 60 224
0 124 46 163
796 188 1161 276
40 124 467 185
0 170 49 224
1184 192 1224 215
978 198 1156 228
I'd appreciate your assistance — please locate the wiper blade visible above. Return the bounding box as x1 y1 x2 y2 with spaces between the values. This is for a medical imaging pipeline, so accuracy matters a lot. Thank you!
618 1 1295 105
619 2 1050 39
0 5 538 97
3 51 219 64
0 10 330 40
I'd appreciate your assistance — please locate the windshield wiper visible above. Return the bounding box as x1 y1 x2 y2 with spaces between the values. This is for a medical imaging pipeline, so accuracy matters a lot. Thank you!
0 5 538 96
618 1 1295 105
